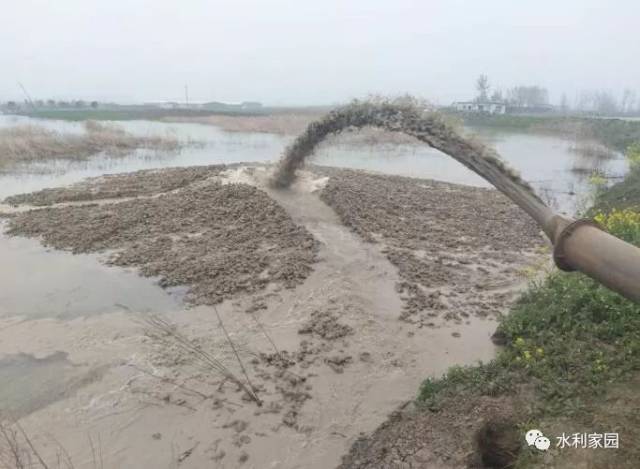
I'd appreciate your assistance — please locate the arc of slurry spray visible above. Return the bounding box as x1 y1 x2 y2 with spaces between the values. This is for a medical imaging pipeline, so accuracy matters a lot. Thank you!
271 100 640 304
271 101 555 237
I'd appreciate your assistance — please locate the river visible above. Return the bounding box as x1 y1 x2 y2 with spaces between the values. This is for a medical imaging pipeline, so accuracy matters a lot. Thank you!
0 114 629 215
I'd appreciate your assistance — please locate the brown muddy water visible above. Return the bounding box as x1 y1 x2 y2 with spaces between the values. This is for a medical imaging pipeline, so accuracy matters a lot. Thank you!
0 166 521 468
0 112 626 468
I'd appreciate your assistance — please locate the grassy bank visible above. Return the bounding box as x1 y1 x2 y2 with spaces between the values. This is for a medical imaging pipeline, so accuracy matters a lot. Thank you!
458 113 640 153
17 108 268 121
412 164 640 467
15 105 332 122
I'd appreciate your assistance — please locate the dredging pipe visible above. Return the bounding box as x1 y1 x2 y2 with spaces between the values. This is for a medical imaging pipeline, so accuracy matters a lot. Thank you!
272 100 640 303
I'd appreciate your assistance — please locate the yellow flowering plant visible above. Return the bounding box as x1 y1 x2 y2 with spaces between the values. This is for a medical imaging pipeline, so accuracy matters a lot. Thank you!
593 208 640 245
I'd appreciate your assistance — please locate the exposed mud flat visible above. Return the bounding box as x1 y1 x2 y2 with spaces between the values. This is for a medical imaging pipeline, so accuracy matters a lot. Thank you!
4 167 318 306
3 165 224 206
318 167 543 325
0 164 543 468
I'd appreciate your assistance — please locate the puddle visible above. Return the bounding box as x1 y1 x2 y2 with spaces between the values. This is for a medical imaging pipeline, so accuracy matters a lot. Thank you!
0 223 181 319
0 351 104 419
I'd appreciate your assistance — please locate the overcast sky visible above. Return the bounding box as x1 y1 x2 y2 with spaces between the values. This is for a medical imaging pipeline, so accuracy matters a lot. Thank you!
2 0 638 105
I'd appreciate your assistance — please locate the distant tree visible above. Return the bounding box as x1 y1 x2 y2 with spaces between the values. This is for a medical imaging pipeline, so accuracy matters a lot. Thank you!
490 89 503 102
46 99 56 107
560 93 569 113
593 91 618 115
35 99 44 108
7 101 17 110
507 86 549 107
90 100 99 109
74 100 86 108
57 100 69 108
475 74 490 102
621 89 636 114
576 91 596 112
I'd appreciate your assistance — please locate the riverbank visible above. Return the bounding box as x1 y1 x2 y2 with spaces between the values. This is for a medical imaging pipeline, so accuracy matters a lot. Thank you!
338 164 640 468
457 113 640 154
17 107 640 155
0 165 541 468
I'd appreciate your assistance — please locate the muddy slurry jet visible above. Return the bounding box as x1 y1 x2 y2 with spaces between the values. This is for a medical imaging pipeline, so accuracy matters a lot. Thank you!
272 98 640 303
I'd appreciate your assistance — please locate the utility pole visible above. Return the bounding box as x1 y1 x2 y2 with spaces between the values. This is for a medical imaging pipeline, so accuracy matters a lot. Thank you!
18 82 36 109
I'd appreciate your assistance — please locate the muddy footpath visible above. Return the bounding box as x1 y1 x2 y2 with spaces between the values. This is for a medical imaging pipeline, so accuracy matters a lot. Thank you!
0 164 543 468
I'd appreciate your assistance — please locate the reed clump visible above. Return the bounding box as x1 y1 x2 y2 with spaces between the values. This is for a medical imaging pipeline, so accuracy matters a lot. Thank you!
0 121 179 170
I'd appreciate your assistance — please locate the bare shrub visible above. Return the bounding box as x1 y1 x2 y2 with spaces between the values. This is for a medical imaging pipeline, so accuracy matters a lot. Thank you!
142 314 262 406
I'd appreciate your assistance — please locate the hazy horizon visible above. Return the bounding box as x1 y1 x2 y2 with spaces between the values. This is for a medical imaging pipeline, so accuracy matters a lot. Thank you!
2 0 639 106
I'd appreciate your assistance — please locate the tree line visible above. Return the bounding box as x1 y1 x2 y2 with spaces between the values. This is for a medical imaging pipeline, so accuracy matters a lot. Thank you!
474 74 639 115
1 99 100 110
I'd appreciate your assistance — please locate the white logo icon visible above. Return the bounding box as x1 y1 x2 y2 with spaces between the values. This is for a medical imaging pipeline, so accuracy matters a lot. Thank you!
526 429 550 451
534 436 551 451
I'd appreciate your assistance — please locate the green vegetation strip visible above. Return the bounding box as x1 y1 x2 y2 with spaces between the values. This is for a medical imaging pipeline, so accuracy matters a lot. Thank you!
458 113 640 153
417 161 640 465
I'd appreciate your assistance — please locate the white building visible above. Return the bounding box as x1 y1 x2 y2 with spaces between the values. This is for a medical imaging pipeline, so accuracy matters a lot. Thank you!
453 101 506 114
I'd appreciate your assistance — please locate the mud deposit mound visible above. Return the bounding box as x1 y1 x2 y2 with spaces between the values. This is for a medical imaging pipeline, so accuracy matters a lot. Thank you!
338 394 520 469
4 165 224 206
319 168 543 324
6 167 317 305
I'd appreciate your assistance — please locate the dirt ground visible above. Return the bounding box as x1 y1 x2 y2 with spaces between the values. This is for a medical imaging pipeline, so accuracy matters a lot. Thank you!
338 393 522 469
0 165 544 468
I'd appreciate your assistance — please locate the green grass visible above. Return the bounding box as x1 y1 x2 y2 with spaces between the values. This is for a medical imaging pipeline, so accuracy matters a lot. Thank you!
19 108 270 122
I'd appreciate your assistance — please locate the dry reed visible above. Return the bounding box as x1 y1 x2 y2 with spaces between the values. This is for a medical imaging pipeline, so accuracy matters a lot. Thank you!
0 121 179 171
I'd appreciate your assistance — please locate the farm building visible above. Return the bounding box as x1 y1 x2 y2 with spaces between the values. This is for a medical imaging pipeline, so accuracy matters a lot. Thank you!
452 101 507 114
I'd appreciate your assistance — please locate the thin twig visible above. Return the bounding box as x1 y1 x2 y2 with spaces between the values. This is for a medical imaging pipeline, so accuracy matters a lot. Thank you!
88 434 97 469
213 306 262 406
248 310 281 356
127 364 211 400
14 421 49 469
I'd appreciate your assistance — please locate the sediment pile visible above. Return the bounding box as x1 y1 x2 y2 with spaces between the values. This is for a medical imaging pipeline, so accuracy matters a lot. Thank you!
318 168 543 324
4 165 224 206
5 167 318 305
